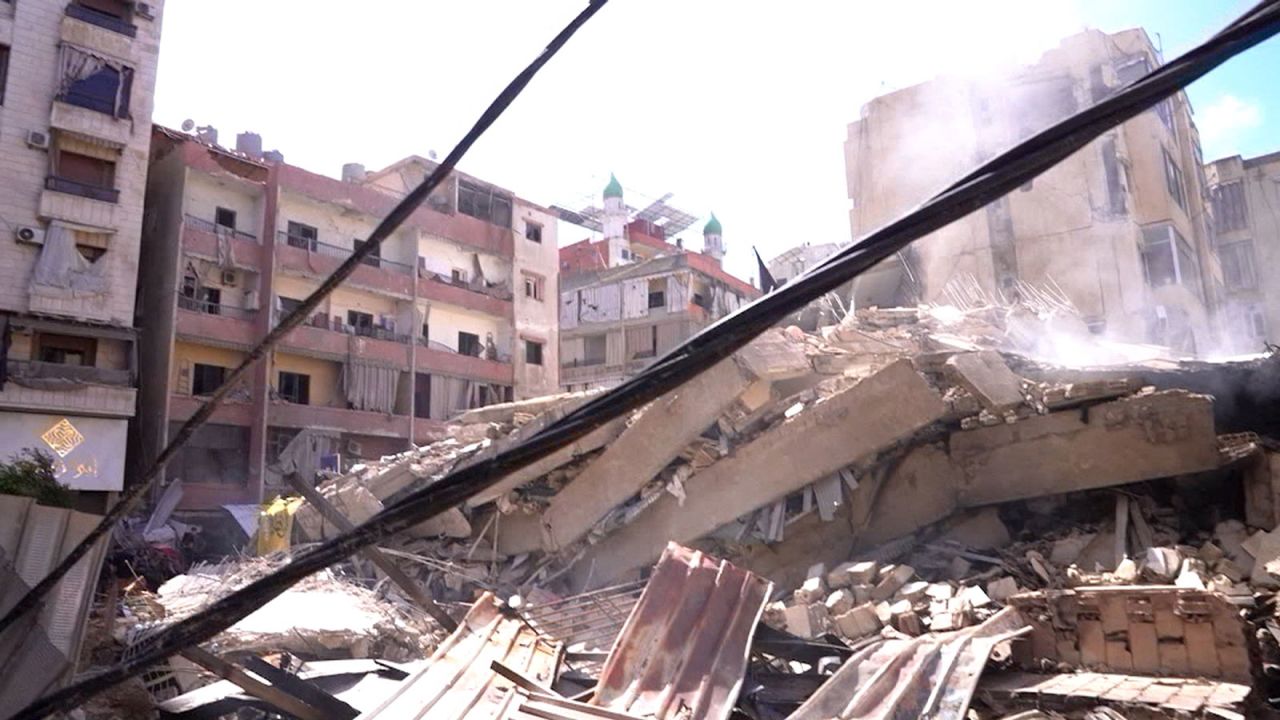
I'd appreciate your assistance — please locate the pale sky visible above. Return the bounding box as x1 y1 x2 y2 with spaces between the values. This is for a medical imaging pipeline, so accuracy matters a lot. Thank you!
153 1 1276 285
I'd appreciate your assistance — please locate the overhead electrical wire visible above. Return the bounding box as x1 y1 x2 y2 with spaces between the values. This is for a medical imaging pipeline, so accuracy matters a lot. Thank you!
13 0 1280 717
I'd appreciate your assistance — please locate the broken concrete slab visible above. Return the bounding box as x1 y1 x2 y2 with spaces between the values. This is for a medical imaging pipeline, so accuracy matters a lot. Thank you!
735 328 813 381
946 350 1026 413
832 603 881 639
826 560 877 589
937 506 1011 550
572 360 948 588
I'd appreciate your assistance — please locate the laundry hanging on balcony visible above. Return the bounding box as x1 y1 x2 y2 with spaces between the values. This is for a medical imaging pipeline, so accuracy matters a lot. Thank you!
29 222 109 300
58 44 133 118
342 360 399 414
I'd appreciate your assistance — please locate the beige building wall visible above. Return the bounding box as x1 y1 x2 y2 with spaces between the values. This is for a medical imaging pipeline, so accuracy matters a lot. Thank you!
512 202 559 397
1205 151 1280 352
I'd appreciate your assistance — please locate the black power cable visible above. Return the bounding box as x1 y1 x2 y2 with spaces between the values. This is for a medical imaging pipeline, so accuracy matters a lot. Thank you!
0 0 612 640
14 1 1280 717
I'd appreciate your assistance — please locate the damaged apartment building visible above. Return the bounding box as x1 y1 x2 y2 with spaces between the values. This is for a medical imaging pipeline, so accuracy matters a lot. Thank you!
846 27 1222 354
556 175 758 390
1204 149 1280 353
0 0 163 502
134 127 559 511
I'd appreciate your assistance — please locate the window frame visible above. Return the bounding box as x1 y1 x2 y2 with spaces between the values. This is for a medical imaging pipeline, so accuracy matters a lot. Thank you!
191 363 227 397
524 339 544 366
525 222 543 243
286 221 318 251
457 331 482 357
214 207 237 231
277 371 311 405
1161 148 1187 210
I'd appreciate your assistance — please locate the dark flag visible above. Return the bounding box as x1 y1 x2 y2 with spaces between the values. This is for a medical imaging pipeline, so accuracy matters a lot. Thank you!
754 246 777 293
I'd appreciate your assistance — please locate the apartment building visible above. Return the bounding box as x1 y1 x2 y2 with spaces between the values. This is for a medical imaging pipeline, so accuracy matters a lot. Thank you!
846 28 1222 353
1204 150 1280 352
0 0 163 498
558 176 758 390
137 127 558 510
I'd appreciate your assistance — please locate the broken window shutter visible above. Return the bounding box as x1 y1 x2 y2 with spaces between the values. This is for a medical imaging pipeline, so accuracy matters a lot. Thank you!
177 359 193 395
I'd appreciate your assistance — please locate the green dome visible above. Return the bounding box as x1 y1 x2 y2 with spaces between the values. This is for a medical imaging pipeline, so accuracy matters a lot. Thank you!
603 173 623 199
703 212 722 235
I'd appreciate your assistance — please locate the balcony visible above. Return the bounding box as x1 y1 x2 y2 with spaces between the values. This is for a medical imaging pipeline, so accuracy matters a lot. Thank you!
560 360 624 384
169 393 254 426
65 4 137 37
182 215 264 267
417 272 514 317
270 401 410 438
50 100 133 147
0 361 136 417
45 176 118 204
280 314 411 367
275 232 415 297
175 295 259 348
415 342 514 385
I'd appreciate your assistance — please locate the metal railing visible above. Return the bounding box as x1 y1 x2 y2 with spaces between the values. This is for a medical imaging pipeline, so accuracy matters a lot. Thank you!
5 359 132 387
178 293 257 320
276 231 414 276
304 313 409 343
45 176 119 204
65 3 137 37
184 215 258 242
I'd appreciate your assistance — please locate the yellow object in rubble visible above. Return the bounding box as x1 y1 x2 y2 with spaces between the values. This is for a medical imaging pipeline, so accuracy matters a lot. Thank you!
256 495 304 555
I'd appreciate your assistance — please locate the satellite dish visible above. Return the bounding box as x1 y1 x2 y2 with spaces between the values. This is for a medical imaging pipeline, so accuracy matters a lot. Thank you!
181 119 195 132
428 150 438 161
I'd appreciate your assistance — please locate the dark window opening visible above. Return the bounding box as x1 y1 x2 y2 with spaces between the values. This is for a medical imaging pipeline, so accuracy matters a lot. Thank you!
192 363 226 396
648 291 665 309
215 207 237 231
458 331 481 357
0 45 9 106
413 372 431 419
278 296 303 316
525 339 543 366
169 422 250 486
451 268 466 283
77 245 106 262
347 310 375 336
286 221 318 251
199 286 221 314
421 323 430 342
1162 148 1187 210
1140 224 1201 299
524 274 544 301
58 46 133 117
525 222 543 243
1101 137 1126 215
49 149 118 202
1213 181 1249 233
353 239 381 268
457 180 513 228
36 333 96 366
278 371 311 405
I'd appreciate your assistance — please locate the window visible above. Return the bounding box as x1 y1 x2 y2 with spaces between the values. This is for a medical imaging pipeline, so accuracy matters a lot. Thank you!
353 239 381 268
1219 240 1258 290
347 310 375 335
1245 304 1268 339
1101 137 1126 215
1162 149 1186 210
191 364 226 396
57 45 133 117
286 221 318 250
648 278 666 309
421 323 430 342
1213 181 1249 233
36 333 96 366
0 44 9 106
1141 224 1202 298
583 334 607 366
49 149 118 203
523 273 544 301
278 296 303 316
451 268 468 283
67 0 137 37
458 331 481 357
198 286 222 314
525 222 543 243
525 339 544 366
215 207 237 231
457 180 513 228
277 371 310 405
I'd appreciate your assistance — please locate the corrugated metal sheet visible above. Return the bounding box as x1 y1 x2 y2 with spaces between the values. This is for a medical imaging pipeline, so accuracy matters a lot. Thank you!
357 593 561 720
590 543 772 720
0 493 110 715
786 607 1030 720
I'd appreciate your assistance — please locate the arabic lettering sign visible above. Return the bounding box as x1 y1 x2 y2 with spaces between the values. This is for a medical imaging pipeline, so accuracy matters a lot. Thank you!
0 413 126 491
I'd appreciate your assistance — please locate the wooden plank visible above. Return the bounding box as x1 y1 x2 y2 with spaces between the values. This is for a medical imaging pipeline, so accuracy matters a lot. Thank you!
181 647 328 720
285 474 457 632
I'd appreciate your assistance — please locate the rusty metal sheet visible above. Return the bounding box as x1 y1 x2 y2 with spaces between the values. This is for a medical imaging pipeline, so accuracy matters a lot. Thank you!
590 543 773 720
786 607 1029 720
519 580 645 654
356 593 561 720
0 494 110 714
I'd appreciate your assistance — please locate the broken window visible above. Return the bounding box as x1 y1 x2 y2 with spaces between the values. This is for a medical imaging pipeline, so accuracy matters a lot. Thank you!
215 207 237 231
57 45 133 117
353 239 381 268
457 331 481 357
169 422 250 485
1162 148 1186 210
648 278 666 309
191 363 226 396
0 44 9 106
1101 137 1126 215
1140 224 1201 298
525 339 543 366
1218 239 1258 290
523 272 544 301
285 221 318 250
49 148 118 203
451 268 468 284
278 296 303 316
1212 181 1249 233
457 180 513 228
583 334 607 366
35 333 96 366
347 310 375 336
277 371 310 405
525 222 543 243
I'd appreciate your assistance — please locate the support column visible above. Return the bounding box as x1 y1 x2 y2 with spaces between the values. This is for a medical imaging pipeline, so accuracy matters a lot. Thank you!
247 164 280 502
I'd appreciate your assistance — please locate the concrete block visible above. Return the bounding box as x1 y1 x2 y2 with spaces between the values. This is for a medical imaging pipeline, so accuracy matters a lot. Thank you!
938 506 1010 550
895 581 930 604
826 560 878 588
986 576 1019 603
762 601 787 630
781 602 828 639
806 562 828 581
871 564 915 602
825 589 855 617
794 576 826 604
851 584 873 605
833 603 881 639
891 607 923 636
946 350 1026 413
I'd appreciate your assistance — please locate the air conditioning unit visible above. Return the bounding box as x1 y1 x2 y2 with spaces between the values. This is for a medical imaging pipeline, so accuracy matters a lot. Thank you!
346 439 363 456
134 2 156 19
26 131 50 150
15 226 44 245
220 270 237 286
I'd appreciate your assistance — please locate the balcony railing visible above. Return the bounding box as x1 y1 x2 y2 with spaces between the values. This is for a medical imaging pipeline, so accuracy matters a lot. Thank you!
178 293 257 320
414 336 512 363
45 176 119 203
6 359 132 386
303 313 409 343
185 214 258 242
65 3 138 37
276 231 414 276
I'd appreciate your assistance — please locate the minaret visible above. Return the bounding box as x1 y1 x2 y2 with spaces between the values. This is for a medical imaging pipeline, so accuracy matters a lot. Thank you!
602 173 629 266
702 212 724 265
